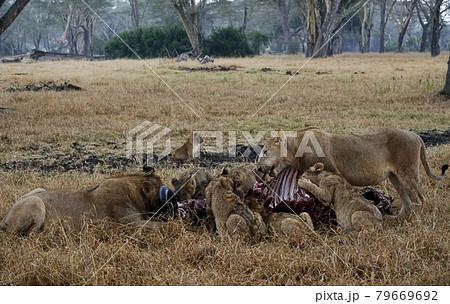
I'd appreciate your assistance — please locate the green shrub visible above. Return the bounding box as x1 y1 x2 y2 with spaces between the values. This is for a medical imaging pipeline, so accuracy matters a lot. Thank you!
246 31 271 55
204 27 252 57
104 25 191 59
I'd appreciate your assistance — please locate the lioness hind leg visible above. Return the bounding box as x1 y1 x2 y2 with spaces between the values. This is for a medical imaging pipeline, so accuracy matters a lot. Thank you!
16 188 46 202
351 211 382 231
389 174 414 218
391 173 424 221
1 196 46 234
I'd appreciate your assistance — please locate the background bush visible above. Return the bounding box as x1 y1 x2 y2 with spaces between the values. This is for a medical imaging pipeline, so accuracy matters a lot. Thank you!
105 25 271 59
203 27 252 57
104 25 191 59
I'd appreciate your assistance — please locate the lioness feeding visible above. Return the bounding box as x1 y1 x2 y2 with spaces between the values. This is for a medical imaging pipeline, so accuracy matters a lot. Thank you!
298 163 382 232
258 128 448 219
1 167 163 234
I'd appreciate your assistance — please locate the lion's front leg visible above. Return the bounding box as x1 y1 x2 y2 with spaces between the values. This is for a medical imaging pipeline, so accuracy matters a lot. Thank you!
297 180 333 205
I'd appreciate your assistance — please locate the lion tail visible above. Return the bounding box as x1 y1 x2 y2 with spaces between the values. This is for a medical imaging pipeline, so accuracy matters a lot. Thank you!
420 138 448 180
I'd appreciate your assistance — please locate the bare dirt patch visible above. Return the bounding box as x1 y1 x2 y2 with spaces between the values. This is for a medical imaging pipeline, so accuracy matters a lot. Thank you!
176 65 238 72
4 81 82 92
0 129 447 173
415 129 450 146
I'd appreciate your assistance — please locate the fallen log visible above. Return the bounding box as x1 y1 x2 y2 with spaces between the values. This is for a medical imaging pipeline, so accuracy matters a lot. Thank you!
30 49 107 62
1 56 23 63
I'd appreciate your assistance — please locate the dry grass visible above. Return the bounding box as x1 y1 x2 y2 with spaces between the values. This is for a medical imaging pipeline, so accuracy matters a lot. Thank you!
0 53 449 285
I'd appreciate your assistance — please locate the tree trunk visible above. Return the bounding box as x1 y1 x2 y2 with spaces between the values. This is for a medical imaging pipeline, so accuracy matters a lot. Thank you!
431 0 443 57
419 23 428 52
82 24 90 56
0 0 31 35
440 53 450 95
334 31 343 54
379 0 386 53
130 0 140 28
360 3 370 53
397 28 407 52
57 4 73 52
305 0 317 57
416 4 429 53
278 0 292 53
306 0 364 58
396 0 417 53
242 6 248 33
312 0 340 58
171 0 205 57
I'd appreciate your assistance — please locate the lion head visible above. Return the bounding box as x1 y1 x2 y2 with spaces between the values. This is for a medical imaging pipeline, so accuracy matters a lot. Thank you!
258 130 290 177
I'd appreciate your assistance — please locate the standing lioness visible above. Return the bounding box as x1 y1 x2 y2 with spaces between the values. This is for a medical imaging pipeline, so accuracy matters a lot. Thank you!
258 128 448 219
1 167 163 234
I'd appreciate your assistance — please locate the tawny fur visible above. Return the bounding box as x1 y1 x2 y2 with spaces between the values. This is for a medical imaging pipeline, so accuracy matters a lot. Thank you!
1 170 163 234
205 176 264 241
171 133 203 161
222 164 264 198
267 212 314 238
258 128 448 219
171 167 214 201
297 163 383 232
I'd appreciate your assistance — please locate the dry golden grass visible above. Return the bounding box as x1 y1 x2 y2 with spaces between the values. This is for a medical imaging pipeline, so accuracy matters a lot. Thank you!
0 53 449 285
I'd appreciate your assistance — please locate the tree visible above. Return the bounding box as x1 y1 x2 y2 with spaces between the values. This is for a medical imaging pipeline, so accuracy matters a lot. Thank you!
395 0 418 52
430 0 444 56
416 0 431 52
0 0 31 35
305 0 365 58
441 53 450 95
359 2 373 53
379 0 397 53
170 0 206 56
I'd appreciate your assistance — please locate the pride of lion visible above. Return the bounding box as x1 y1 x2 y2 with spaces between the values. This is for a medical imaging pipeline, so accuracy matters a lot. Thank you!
258 128 448 220
1 127 447 242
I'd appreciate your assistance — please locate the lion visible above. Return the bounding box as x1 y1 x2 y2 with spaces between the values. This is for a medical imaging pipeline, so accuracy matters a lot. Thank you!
221 164 264 198
245 194 315 239
206 166 314 241
171 167 214 202
205 176 265 242
1 167 163 234
267 212 314 238
258 128 448 219
171 133 203 161
297 163 383 232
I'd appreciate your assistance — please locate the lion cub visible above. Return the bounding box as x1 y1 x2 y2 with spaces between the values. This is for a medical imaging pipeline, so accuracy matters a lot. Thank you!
297 163 382 232
267 212 314 239
172 133 203 161
205 174 266 242
171 167 214 201
222 164 263 198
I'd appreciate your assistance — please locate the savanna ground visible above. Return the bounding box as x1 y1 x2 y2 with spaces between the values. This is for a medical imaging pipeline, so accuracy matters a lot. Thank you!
0 53 449 286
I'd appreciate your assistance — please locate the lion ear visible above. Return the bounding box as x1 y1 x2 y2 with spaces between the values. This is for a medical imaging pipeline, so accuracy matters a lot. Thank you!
143 164 155 175
314 163 324 172
142 181 155 196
